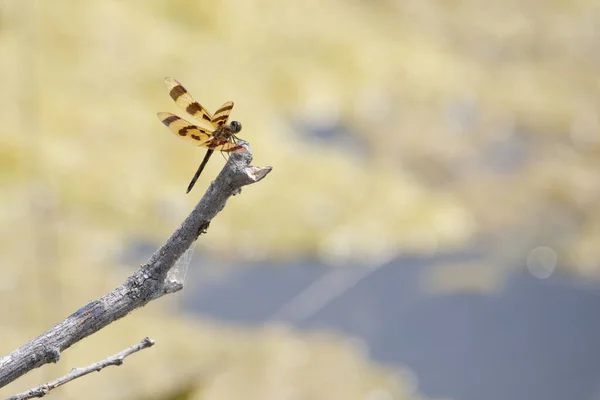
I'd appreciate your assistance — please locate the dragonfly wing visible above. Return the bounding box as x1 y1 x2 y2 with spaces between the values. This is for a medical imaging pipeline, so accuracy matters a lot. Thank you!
200 136 246 152
157 112 213 145
211 101 234 127
164 77 216 128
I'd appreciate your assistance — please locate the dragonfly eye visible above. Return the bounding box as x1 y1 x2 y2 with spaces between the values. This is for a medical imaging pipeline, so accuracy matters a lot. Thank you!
230 120 242 133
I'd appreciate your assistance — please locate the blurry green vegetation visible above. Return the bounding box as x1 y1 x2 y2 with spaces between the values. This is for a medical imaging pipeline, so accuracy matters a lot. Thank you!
0 0 599 398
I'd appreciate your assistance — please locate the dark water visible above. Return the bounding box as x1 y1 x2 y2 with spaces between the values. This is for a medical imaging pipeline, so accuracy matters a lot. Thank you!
179 253 600 400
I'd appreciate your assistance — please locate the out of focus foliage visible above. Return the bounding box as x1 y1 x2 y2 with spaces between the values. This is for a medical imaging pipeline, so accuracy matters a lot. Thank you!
3 312 416 399
0 0 598 398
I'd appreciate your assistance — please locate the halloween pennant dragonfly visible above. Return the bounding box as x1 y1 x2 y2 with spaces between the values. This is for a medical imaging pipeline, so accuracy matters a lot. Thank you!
157 77 245 193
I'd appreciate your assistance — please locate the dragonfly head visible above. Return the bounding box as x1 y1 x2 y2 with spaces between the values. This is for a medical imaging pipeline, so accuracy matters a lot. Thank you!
230 120 242 134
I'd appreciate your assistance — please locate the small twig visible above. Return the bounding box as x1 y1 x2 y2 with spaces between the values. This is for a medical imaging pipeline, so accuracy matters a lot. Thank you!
6 337 155 400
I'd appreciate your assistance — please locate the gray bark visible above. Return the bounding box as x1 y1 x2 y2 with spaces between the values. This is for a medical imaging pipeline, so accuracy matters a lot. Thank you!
0 144 271 388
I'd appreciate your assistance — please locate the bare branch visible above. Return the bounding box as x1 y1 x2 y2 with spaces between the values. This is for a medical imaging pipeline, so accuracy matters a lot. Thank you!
6 337 155 400
0 142 272 388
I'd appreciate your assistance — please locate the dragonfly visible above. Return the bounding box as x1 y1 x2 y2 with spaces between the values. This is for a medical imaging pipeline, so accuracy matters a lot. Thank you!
157 77 245 193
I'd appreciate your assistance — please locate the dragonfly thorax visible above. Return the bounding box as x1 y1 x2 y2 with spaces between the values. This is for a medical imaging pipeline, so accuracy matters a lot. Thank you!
215 121 242 139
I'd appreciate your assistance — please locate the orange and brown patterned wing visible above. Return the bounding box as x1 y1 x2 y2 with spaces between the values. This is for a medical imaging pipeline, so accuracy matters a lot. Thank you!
211 101 234 127
164 77 216 128
201 136 246 152
157 112 213 145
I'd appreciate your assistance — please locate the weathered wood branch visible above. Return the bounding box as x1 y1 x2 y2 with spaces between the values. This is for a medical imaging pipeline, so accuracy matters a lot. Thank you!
0 143 271 388
7 337 155 400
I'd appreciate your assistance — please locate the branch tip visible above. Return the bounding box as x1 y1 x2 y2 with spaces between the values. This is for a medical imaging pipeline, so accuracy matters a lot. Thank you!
246 165 272 182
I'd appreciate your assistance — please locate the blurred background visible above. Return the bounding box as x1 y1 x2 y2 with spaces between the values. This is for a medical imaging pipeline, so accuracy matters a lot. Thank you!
1 1 600 399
